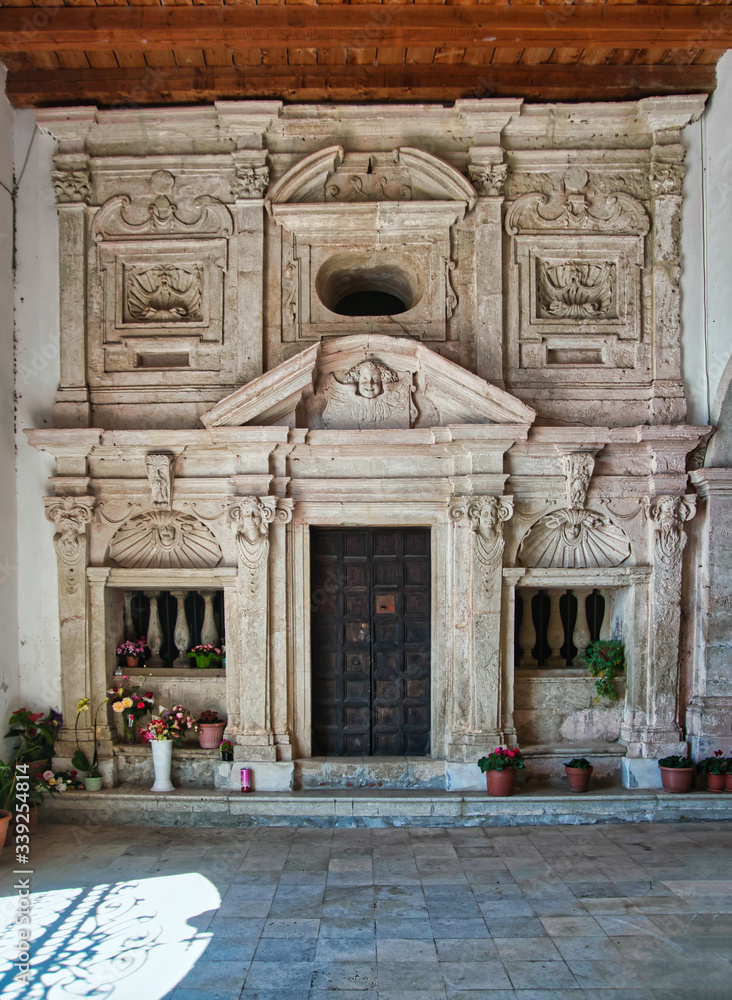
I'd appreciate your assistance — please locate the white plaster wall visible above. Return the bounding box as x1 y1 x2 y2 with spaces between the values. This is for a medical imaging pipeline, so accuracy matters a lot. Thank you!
13 108 62 719
0 70 19 752
681 50 732 436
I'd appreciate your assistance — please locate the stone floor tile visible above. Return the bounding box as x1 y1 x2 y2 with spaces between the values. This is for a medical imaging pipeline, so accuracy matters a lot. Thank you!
177 960 250 990
262 916 321 937
378 960 444 990
309 992 378 1000
434 937 499 962
243 960 315 990
564 959 645 988
591 914 659 936
439 960 513 991
315 936 377 962
445 993 516 1000
253 936 318 962
538 915 604 937
484 917 547 938
476 900 536 919
552 936 624 961
493 937 562 961
310 962 378 991
376 917 435 938
377 937 440 962
378 993 446 1000
203 936 258 961
319 917 375 937
430 917 491 938
206 915 266 937
171 990 253 1000
503 961 579 990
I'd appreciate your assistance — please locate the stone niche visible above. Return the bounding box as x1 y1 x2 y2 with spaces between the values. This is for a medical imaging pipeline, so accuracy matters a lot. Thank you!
29 97 714 790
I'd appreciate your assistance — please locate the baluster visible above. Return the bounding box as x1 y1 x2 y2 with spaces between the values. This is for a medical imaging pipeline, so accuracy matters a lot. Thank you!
518 588 537 667
123 591 135 641
571 587 592 664
171 590 191 669
144 591 164 668
200 590 219 647
600 589 613 640
547 590 566 667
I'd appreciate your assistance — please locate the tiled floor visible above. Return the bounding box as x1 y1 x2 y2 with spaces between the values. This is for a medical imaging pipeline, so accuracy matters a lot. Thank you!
1 821 731 999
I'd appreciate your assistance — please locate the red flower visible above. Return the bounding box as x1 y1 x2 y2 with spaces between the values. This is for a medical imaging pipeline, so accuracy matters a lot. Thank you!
715 749 723 757
29 712 45 722
137 701 145 709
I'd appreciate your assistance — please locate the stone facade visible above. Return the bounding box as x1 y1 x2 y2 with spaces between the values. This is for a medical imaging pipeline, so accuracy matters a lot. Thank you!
27 98 724 790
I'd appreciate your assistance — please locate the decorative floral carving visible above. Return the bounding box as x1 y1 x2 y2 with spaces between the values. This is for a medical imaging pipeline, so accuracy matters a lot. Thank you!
51 169 91 205
518 508 631 569
505 167 650 236
145 454 173 508
325 173 412 202
234 165 270 199
444 258 458 320
650 162 684 198
229 497 276 574
108 510 222 569
468 163 507 198
44 497 95 566
92 170 233 241
538 261 615 319
561 453 595 510
124 264 203 323
650 495 696 566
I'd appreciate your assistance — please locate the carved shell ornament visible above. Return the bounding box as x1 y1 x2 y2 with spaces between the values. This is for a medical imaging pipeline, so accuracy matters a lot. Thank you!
108 510 222 569
518 508 631 569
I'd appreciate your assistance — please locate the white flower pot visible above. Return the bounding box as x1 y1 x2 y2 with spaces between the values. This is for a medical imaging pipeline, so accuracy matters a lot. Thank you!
150 740 174 793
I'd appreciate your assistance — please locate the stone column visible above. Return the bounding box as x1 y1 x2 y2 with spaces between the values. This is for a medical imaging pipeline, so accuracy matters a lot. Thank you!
200 590 219 647
144 591 163 668
232 152 268 381
43 495 95 756
687 469 732 756
87 568 115 761
51 157 91 427
643 494 696 755
468 155 506 384
171 590 191 669
270 499 294 761
448 495 514 759
227 496 278 760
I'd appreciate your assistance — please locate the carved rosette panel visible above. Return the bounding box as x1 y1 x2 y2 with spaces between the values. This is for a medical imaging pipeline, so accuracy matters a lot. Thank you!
450 496 513 595
51 169 91 205
561 453 595 510
518 508 631 569
538 261 616 319
44 497 95 595
124 264 203 323
108 510 223 569
650 495 696 569
145 454 174 508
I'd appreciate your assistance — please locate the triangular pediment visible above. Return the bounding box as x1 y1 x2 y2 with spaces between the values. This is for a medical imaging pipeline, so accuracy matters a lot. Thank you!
201 335 535 430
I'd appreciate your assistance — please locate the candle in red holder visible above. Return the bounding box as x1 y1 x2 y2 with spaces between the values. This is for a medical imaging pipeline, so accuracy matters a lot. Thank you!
240 767 252 793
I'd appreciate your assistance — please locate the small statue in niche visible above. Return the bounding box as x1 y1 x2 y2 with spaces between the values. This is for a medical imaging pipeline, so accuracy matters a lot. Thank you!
145 454 173 508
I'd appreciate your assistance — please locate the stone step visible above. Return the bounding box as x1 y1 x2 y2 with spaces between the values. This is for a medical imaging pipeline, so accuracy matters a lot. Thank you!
43 785 732 829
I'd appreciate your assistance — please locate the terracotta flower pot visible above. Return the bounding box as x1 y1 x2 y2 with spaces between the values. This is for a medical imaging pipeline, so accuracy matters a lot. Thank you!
486 768 517 797
726 772 732 793
0 810 11 856
125 655 140 667
706 772 726 793
658 765 695 793
565 765 593 793
198 722 226 749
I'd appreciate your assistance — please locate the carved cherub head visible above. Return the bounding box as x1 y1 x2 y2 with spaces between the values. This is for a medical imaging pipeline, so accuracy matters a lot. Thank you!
342 360 398 399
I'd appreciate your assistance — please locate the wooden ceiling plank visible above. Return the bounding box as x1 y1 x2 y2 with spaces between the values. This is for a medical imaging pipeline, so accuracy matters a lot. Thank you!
317 46 348 64
57 50 91 68
2 6 732 53
406 46 438 62
434 46 467 62
490 46 525 63
288 47 319 64
519 46 556 63
550 47 584 64
232 47 263 67
202 45 233 65
174 46 207 65
376 47 408 64
115 49 148 67
346 47 378 64
694 47 726 62
86 49 119 68
143 48 178 66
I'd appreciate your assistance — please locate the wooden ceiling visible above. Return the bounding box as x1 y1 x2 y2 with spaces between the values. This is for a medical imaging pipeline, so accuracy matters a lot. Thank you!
1 0 730 108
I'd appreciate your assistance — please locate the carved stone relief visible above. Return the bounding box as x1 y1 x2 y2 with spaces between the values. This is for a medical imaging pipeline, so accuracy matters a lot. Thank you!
145 454 174 508
562 453 595 510
451 495 513 594
325 172 413 202
310 359 417 430
444 258 459 320
518 508 631 569
505 167 650 237
51 169 91 205
650 162 684 197
230 497 276 575
92 170 234 242
650 494 696 567
124 264 203 323
234 165 270 200
44 497 95 595
538 261 616 320
468 163 507 198
108 510 223 569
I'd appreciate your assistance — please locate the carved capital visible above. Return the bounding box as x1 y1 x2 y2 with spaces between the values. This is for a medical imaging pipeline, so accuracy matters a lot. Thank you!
145 454 174 508
650 495 696 565
229 497 276 574
650 161 684 198
234 164 270 200
51 168 91 205
468 495 513 569
468 163 507 198
44 496 95 566
561 453 595 510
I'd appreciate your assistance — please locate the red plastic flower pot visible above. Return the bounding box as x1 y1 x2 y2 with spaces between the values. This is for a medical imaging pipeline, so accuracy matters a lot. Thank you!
658 766 695 793
486 768 516 797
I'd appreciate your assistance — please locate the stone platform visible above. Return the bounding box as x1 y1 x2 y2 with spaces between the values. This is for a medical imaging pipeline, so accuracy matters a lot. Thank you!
43 785 732 829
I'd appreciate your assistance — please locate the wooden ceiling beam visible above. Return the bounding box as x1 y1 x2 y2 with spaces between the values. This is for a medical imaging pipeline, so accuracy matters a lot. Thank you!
5 62 716 107
1 5 732 54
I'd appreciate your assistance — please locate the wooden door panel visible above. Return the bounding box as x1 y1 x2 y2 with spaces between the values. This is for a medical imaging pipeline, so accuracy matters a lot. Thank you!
311 527 430 757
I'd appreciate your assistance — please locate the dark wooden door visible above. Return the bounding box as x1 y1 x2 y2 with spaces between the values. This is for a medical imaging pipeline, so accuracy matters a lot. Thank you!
310 528 431 756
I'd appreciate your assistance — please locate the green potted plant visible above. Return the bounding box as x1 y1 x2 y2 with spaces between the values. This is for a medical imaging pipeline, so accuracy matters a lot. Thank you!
187 644 223 669
0 758 15 854
697 750 727 793
658 754 695 793
564 757 593 793
4 707 62 768
197 710 226 749
579 640 625 699
220 738 234 762
116 637 147 668
71 697 108 791
477 746 525 797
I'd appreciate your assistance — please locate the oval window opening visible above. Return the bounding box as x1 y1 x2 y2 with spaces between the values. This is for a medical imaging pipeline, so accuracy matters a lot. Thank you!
334 289 408 317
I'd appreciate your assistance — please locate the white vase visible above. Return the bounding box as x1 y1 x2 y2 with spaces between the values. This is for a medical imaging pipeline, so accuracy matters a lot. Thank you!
150 740 174 793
